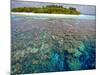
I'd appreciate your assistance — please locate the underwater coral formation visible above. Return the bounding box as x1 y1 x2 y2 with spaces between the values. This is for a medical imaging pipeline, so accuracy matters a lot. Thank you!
11 15 96 74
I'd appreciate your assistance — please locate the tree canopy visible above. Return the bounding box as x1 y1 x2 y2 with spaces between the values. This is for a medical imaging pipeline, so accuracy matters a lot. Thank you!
11 5 80 15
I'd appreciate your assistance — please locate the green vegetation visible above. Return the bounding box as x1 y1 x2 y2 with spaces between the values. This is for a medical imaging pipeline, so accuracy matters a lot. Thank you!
11 5 80 15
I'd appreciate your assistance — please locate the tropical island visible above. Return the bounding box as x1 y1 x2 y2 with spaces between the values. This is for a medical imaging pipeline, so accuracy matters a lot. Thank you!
11 5 80 15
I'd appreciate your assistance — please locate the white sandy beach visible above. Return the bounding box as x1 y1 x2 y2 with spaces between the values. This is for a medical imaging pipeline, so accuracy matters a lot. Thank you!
11 12 96 20
11 12 81 17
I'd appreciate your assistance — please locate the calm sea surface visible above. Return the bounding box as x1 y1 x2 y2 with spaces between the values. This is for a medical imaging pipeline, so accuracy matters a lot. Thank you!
11 14 96 74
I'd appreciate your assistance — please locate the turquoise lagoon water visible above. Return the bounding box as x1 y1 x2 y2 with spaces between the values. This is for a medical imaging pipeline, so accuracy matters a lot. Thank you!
11 14 96 74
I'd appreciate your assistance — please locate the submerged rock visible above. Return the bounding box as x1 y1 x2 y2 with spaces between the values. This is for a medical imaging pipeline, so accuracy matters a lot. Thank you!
73 49 82 57
67 48 76 54
32 60 39 65
27 47 39 54
67 58 81 70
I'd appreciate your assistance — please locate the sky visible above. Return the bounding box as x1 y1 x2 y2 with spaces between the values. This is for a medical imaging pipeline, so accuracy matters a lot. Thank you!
11 0 96 5
11 1 96 15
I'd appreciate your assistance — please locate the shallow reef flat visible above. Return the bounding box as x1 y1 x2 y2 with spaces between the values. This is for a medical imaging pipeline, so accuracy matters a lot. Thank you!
11 14 96 74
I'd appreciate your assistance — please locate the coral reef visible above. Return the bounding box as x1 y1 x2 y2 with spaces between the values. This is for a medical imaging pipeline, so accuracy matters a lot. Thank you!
11 14 96 74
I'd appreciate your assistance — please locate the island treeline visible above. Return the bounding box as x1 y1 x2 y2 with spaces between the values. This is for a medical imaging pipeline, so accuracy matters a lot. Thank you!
11 5 80 15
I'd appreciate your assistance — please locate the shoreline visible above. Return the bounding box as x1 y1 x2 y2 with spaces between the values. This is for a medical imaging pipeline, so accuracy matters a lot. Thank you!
11 12 81 17
11 12 96 19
